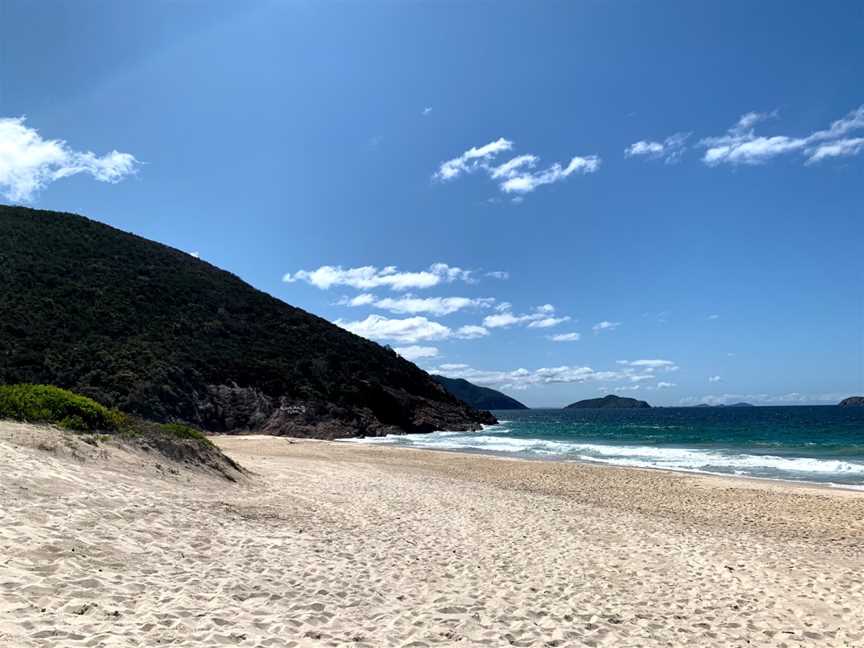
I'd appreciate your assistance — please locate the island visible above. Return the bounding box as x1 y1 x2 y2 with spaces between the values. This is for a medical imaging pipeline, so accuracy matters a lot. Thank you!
433 376 528 410
696 402 756 408
565 394 651 409
839 396 864 407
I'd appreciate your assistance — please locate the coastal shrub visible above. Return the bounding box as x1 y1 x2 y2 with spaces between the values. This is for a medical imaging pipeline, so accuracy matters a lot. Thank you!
157 422 213 445
0 384 124 432
0 384 212 446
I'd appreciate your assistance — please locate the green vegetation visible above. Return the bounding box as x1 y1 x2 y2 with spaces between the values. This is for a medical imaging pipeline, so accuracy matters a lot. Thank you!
155 422 211 443
0 205 492 436
0 384 124 432
0 383 212 445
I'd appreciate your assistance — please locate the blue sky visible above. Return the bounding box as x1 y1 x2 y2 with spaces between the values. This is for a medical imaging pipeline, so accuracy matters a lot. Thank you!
2 1 862 406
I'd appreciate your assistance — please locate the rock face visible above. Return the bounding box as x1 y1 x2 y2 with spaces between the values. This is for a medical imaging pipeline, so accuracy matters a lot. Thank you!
565 395 651 409
0 206 496 438
432 376 528 410
839 397 864 407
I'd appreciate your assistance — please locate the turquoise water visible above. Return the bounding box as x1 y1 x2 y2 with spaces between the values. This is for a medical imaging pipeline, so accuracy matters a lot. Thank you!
352 406 864 487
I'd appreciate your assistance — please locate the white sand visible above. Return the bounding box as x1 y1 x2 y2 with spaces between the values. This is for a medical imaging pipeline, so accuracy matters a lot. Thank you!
2 423 863 647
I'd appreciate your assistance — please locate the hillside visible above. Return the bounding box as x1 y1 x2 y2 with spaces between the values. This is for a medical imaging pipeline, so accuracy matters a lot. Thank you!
839 397 864 407
432 375 528 410
565 395 651 409
0 206 495 438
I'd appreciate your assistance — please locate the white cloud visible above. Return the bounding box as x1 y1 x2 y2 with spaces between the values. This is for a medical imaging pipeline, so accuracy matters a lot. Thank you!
284 262 474 291
500 155 601 194
394 345 439 361
707 314 719 320
485 270 509 280
807 137 864 163
483 303 568 329
438 363 468 371
337 315 452 344
337 315 488 344
455 325 489 339
340 293 376 307
708 375 722 383
435 137 514 181
680 392 847 406
527 316 571 329
430 358 679 391
549 332 581 342
624 132 690 163
617 359 679 371
490 154 538 179
0 116 139 202
592 320 621 333
434 138 600 196
341 294 495 316
700 105 864 166
656 382 675 389
422 107 433 116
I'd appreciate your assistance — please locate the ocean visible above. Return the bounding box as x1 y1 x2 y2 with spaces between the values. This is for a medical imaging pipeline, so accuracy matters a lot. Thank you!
351 406 864 488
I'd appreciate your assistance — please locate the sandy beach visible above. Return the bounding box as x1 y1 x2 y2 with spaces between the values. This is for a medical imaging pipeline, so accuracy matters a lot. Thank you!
2 422 864 647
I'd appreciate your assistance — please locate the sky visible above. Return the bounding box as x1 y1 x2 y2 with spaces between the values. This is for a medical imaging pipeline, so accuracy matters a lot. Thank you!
1 0 862 407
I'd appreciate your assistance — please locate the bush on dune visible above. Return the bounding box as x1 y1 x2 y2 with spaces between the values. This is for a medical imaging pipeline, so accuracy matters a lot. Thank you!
0 384 124 432
0 384 211 444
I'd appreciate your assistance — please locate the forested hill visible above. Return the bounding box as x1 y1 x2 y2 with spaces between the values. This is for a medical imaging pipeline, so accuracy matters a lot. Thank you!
432 376 528 410
0 205 495 438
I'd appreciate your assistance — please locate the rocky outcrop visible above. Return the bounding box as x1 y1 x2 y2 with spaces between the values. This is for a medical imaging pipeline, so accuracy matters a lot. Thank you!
839 396 864 407
565 395 651 409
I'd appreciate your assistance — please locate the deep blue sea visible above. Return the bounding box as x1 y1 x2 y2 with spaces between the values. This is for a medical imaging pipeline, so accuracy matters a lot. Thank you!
352 406 864 488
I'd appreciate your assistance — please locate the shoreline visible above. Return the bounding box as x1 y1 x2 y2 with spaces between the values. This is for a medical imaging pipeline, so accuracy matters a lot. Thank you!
334 434 864 495
5 424 864 647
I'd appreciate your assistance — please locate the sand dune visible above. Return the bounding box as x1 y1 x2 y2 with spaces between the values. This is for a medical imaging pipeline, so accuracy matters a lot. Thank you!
2 423 863 647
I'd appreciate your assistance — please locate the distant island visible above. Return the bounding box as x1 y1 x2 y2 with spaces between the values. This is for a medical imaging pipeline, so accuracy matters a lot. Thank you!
565 394 651 409
432 376 528 410
839 396 864 407
696 402 756 408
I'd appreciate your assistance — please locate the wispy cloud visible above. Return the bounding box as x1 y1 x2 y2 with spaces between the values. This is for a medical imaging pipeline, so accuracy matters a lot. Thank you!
0 116 139 202
434 138 600 195
431 358 679 391
337 315 452 344
549 332 581 342
700 105 864 166
680 392 847 406
422 107 433 116
339 294 495 317
708 375 722 383
483 303 569 329
455 324 489 339
337 315 487 344
707 314 720 320
484 270 509 280
616 359 679 371
624 132 690 163
284 263 474 291
394 345 438 361
592 320 621 333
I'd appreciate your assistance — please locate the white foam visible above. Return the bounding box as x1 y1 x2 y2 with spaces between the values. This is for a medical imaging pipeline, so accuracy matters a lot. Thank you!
349 430 864 479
